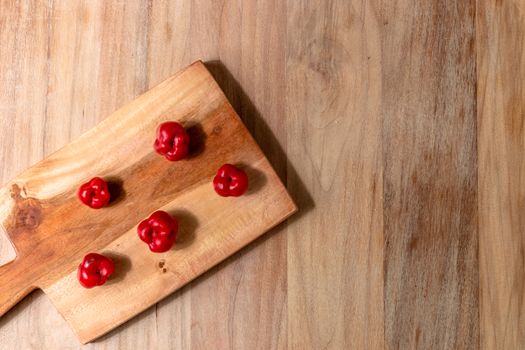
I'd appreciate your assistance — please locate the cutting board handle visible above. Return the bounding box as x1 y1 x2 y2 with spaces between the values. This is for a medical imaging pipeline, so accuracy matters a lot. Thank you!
0 225 34 317
0 258 35 317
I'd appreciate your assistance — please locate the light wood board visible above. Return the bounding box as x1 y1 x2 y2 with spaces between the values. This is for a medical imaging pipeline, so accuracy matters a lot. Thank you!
0 60 296 343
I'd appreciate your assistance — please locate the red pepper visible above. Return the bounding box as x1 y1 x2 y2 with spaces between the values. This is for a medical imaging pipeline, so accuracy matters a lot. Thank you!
213 164 249 197
153 121 190 161
137 211 178 253
78 177 110 209
77 253 115 288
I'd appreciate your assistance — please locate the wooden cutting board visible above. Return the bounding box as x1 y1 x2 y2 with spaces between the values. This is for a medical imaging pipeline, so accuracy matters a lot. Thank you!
0 61 296 344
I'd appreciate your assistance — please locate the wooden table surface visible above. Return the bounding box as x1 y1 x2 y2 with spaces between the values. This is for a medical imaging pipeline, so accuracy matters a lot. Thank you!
0 1 522 349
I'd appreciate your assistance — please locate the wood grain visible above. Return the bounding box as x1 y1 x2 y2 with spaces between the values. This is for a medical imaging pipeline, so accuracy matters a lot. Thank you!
286 0 384 349
381 1 479 348
477 0 525 348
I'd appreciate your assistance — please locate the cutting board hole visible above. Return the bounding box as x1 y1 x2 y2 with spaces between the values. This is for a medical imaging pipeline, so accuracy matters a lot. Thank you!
157 260 168 273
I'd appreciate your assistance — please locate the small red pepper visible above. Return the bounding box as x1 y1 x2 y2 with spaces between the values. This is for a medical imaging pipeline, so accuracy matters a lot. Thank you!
77 253 115 289
78 177 110 209
213 164 249 197
137 211 178 253
154 121 190 161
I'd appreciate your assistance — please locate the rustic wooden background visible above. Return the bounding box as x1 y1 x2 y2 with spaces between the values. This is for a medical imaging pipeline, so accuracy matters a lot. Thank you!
0 0 523 349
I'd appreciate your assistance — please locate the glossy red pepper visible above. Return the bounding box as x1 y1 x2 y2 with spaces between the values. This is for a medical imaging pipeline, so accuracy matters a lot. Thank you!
154 121 190 161
78 177 110 209
138 211 178 253
213 164 249 197
77 253 115 288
